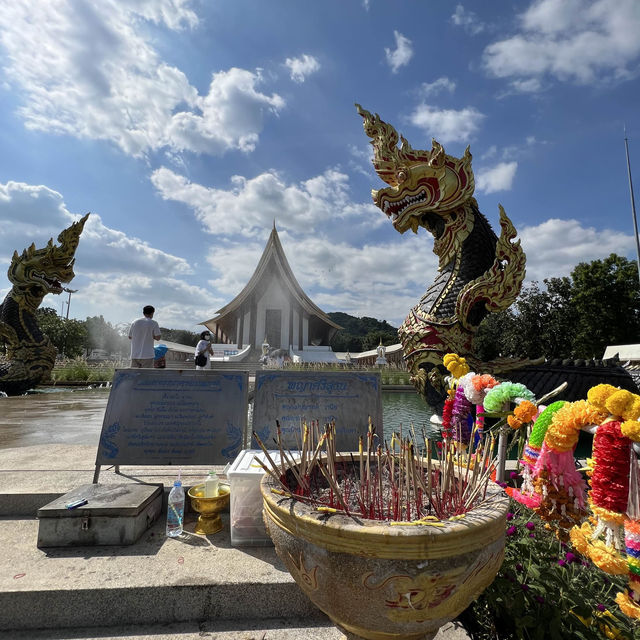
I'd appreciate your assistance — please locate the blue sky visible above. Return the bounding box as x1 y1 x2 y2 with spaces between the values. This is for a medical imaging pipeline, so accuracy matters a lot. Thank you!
0 0 639 331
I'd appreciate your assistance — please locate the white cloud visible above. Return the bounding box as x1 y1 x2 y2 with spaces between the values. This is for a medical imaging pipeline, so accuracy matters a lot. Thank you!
0 1 284 157
285 54 321 83
150 166 383 238
476 161 518 193
451 4 485 35
205 230 434 325
483 0 640 88
0 180 202 328
418 77 457 97
408 104 485 143
385 31 413 73
520 218 636 282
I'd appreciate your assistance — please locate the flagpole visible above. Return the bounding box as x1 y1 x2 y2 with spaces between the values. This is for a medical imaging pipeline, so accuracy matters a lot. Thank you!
624 130 640 287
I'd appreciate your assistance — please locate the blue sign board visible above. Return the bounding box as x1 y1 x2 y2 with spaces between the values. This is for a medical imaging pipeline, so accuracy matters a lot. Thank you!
95 369 248 470
252 371 382 451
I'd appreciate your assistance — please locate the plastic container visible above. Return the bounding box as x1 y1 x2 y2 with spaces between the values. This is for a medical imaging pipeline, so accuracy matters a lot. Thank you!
227 449 285 547
204 471 220 498
166 479 185 537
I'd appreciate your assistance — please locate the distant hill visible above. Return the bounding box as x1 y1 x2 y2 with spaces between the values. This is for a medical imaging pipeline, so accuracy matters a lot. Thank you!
328 312 398 353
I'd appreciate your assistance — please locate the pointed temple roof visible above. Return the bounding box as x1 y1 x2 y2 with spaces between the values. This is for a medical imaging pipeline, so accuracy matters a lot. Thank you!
202 225 341 332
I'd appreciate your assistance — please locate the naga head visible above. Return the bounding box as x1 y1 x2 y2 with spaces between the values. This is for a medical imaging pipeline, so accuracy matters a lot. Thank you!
8 213 89 308
356 104 475 233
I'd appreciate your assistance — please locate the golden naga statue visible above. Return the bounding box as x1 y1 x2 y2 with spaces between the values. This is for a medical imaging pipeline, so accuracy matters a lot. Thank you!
356 104 527 408
0 214 89 395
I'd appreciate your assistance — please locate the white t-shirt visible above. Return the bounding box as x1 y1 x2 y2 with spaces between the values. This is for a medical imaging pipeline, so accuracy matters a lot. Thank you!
195 339 212 369
129 317 161 359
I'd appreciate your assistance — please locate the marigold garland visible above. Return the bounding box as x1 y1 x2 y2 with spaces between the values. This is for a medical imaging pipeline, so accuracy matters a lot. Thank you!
569 520 628 575
605 389 640 422
544 400 607 453
621 420 640 441
443 353 470 380
587 384 620 412
507 400 538 430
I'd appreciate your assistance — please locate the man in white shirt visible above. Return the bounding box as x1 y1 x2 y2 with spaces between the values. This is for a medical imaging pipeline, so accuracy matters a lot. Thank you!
128 305 161 368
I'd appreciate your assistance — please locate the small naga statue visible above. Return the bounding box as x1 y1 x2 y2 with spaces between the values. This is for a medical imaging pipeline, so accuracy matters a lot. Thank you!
356 105 638 409
0 214 89 395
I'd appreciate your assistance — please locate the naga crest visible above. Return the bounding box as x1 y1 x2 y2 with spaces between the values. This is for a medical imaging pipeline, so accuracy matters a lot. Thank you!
8 213 89 310
356 104 475 233
356 104 526 409
0 213 89 395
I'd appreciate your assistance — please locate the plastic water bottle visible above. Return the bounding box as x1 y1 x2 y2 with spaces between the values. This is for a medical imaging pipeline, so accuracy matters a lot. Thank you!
166 479 185 537
204 471 219 498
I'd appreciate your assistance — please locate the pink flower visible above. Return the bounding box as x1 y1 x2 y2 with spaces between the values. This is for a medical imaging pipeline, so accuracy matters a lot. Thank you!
506 512 514 521
525 521 535 530
507 525 517 536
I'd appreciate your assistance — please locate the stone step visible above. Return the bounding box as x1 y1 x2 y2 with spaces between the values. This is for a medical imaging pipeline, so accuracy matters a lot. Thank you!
0 619 469 639
0 517 469 639
0 516 317 632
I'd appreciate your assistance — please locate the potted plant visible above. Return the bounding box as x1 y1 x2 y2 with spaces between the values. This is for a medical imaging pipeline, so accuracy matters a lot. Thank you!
257 421 509 640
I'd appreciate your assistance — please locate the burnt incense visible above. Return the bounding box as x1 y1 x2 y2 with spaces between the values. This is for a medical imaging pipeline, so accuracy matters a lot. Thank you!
253 419 498 522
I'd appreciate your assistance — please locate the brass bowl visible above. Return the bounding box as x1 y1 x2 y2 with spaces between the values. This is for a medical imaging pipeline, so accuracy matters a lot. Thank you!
187 483 230 535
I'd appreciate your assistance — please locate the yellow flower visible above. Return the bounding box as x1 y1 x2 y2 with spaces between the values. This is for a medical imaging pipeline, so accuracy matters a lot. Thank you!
587 384 619 411
442 353 470 379
605 389 640 421
621 420 640 441
615 591 640 620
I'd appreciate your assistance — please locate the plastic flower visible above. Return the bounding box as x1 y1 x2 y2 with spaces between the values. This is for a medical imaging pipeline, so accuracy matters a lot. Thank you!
621 420 640 441
544 400 608 453
461 373 498 405
605 389 640 421
483 382 535 414
508 400 538 429
587 384 620 412
443 353 470 380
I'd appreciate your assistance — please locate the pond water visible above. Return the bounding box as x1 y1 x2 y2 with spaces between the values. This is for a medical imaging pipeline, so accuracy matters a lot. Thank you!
0 387 439 450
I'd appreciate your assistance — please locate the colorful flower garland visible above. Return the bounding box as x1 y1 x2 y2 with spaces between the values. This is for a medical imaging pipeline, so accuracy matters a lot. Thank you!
531 399 608 534
511 401 567 510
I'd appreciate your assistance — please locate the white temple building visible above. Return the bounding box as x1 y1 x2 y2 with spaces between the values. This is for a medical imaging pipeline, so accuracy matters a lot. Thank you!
201 224 342 362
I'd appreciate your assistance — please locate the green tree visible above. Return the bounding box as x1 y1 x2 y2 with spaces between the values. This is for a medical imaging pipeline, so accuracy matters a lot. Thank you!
159 328 200 346
569 254 640 358
474 254 639 361
328 312 399 353
36 307 88 357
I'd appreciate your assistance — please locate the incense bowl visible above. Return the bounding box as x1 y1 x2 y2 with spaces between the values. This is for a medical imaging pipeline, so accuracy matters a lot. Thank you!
261 456 508 640
188 483 230 535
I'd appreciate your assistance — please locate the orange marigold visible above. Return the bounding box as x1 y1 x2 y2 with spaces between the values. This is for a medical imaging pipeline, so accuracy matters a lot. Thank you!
569 521 591 556
589 542 628 575
545 400 608 453
507 415 523 429
514 400 537 423
615 592 640 620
